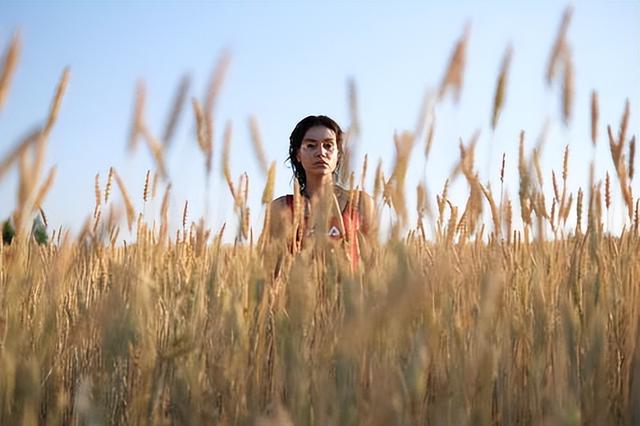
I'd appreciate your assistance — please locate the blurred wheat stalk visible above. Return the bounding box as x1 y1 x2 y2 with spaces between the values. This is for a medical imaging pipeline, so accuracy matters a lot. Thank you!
1 7 640 425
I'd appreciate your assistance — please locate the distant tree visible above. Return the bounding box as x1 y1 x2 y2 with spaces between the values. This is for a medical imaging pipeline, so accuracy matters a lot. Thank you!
2 219 15 245
32 216 48 245
1 217 49 245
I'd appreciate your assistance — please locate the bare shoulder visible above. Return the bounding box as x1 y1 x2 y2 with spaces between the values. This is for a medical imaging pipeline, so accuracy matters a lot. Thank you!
269 195 294 221
270 195 290 210
268 195 293 239
270 195 289 211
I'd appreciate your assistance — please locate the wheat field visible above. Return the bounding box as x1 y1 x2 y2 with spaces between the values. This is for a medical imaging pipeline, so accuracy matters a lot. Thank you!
1 8 640 425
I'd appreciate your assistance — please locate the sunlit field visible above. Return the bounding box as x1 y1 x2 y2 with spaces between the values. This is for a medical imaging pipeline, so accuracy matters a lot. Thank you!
1 7 640 425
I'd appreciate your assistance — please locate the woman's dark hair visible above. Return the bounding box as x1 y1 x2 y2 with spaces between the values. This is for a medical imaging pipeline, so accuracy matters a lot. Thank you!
287 115 344 193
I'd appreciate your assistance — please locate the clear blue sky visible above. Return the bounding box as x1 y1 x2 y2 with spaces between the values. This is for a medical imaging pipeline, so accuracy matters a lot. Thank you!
1 1 639 239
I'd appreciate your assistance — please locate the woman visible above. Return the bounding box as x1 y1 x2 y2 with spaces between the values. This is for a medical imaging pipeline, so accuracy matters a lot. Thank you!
270 115 376 268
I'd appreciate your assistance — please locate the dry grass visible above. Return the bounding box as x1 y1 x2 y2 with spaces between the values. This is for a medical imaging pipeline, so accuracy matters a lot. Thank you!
1 12 640 426
0 31 21 111
438 23 470 104
491 45 512 130
162 74 191 149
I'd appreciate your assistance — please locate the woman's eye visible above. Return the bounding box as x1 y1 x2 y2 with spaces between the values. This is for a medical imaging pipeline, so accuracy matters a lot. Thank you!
324 143 334 151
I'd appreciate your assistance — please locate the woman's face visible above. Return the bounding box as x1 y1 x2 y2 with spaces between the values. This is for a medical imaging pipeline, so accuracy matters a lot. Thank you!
296 125 339 178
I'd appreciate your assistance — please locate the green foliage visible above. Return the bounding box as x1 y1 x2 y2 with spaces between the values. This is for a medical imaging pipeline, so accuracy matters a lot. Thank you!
2 219 15 245
31 217 48 245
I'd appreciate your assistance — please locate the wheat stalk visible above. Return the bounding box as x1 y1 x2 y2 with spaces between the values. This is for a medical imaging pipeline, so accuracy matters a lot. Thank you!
546 6 572 86
222 121 236 201
159 183 171 244
416 182 426 221
424 118 436 161
561 49 574 124
2 70 68 217
491 44 512 130
480 183 501 239
241 207 250 240
618 98 630 147
94 173 101 219
182 200 188 234
38 206 47 228
92 209 101 236
445 201 458 245
390 131 415 226
14 148 32 230
532 148 544 188
549 197 557 232
608 125 621 168
43 67 70 138
128 80 146 152
354 154 369 212
140 124 168 179
249 115 268 175
259 163 276 248
143 170 150 203
562 145 569 182
104 166 114 204
504 198 513 242
26 68 69 198
605 172 611 210
438 23 470 103
0 31 21 111
591 90 599 146
347 77 361 139
560 145 569 216
607 100 634 219
261 162 276 206
292 178 302 252
237 172 249 209
192 98 213 175
32 166 57 214
437 179 449 227
634 198 639 234
204 49 231 120
151 171 159 200
629 136 636 181
113 169 136 230
0 126 41 182
373 159 384 204
576 188 583 234
162 73 190 148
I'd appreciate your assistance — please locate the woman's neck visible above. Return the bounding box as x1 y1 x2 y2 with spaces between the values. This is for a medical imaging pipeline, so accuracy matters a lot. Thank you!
304 175 334 200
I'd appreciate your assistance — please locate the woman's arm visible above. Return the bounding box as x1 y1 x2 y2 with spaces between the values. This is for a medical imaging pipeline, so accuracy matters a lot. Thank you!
268 196 292 241
357 191 378 266
358 191 378 240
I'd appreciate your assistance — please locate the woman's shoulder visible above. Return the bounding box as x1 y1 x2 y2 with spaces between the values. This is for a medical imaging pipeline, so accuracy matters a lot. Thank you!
270 194 293 211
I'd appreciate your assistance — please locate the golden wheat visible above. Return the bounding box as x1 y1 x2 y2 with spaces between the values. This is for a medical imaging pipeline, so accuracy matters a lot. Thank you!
249 115 268 175
438 23 470 103
591 90 599 145
1 13 639 425
491 44 512 130
162 73 190 148
0 32 20 111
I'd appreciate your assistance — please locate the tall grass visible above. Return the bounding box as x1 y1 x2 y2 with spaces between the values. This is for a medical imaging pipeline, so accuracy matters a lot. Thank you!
1 8 640 425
